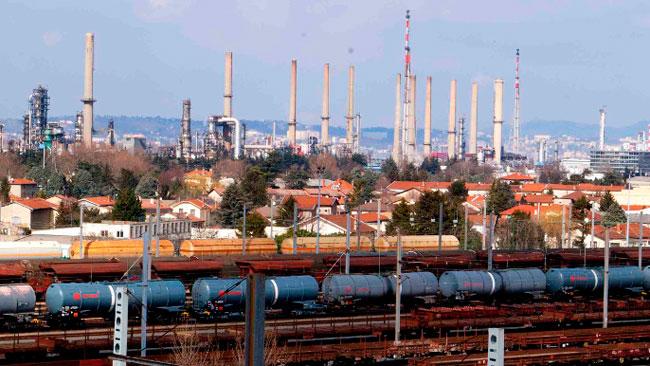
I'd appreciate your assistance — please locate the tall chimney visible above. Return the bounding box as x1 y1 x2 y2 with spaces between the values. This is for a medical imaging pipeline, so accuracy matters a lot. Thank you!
321 63 330 148
224 52 233 118
493 79 504 165
447 79 457 160
408 75 417 159
423 76 432 157
346 65 355 148
392 73 402 162
82 32 95 148
469 82 478 155
287 59 297 146
181 99 192 159
599 107 606 150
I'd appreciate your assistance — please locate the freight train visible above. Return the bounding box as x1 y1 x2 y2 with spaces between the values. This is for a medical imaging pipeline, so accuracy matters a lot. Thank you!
1 265 649 328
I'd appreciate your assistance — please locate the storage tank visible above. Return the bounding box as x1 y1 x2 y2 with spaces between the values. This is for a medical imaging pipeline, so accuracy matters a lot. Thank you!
192 278 246 312
643 266 650 289
267 275 318 306
439 271 502 298
121 280 186 311
46 282 114 315
0 284 36 314
545 268 602 294
497 268 546 294
607 266 644 290
322 275 389 303
386 272 438 298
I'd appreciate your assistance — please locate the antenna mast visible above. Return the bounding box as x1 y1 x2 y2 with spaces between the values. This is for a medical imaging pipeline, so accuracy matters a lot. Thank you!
513 48 521 154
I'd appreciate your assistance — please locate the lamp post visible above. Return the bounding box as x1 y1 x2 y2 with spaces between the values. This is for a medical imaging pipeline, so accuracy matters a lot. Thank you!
315 168 324 255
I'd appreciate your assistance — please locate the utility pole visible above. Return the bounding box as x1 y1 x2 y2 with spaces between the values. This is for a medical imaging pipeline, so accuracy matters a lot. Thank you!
463 204 468 251
488 212 495 271
269 195 275 240
376 197 381 240
345 201 351 274
603 227 610 329
561 205 566 249
316 172 322 255
155 194 160 257
242 203 248 255
568 202 572 248
438 202 443 254
482 201 487 250
639 212 644 270
394 229 402 346
141 223 151 356
356 206 362 250
292 202 298 255
626 178 631 247
79 206 84 260
588 207 595 268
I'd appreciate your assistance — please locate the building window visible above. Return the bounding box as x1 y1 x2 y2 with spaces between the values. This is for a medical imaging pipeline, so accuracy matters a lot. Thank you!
100 230 108 237
116 230 124 238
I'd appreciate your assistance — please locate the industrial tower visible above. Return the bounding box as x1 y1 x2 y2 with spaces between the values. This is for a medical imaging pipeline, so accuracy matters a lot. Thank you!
402 10 412 162
512 48 521 154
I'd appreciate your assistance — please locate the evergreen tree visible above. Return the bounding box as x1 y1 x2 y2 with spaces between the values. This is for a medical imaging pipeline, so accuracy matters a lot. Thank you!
278 196 297 227
599 191 617 212
386 199 414 235
56 201 80 227
487 180 516 218
241 166 268 208
572 196 592 247
351 153 368 166
420 157 440 176
216 183 245 227
284 166 309 189
0 177 9 204
413 191 444 234
135 174 160 198
112 188 145 222
117 169 138 192
448 180 468 203
602 200 626 228
237 212 268 238
381 157 400 182
45 172 66 196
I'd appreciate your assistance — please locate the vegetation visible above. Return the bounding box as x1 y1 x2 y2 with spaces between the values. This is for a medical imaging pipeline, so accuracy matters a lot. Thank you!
495 211 545 250
236 212 267 238
112 188 145 222
486 180 516 218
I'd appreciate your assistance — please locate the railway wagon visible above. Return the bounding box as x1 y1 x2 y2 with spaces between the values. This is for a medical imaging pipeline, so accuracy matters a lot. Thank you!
322 274 389 305
439 270 502 298
192 275 319 317
385 271 438 298
497 268 546 294
0 284 36 326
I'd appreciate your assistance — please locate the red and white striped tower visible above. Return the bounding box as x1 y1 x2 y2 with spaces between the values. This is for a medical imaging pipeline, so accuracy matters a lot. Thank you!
512 48 521 154
401 10 412 161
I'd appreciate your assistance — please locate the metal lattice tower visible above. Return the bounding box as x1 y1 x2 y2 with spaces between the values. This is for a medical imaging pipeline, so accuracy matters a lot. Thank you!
401 9 412 161
512 49 521 154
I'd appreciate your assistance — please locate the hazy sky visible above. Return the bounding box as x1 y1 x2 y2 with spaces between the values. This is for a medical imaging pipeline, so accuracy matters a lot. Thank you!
1 0 649 131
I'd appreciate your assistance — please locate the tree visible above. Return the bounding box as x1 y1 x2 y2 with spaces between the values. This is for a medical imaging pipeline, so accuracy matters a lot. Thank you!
420 157 440 176
217 183 245 227
117 169 138 192
538 163 566 184
597 171 624 186
599 191 617 212
0 177 9 204
112 188 145 222
45 172 67 196
135 174 160 199
237 212 267 238
572 196 592 248
496 211 545 250
413 191 445 235
241 166 268 208
347 169 379 208
277 196 296 227
351 153 368 167
448 180 468 203
601 200 626 228
71 162 115 197
381 157 400 182
486 180 516 218
56 201 79 227
386 199 414 235
284 166 309 189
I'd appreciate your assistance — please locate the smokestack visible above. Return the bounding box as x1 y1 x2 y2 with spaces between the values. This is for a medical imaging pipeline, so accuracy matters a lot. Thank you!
408 75 416 159
224 52 233 118
181 99 192 159
82 33 95 148
346 65 355 148
321 63 330 148
447 80 457 160
392 74 402 162
423 76 432 157
469 82 478 155
493 79 504 165
0 123 4 153
105 119 115 147
288 59 297 146
599 107 606 150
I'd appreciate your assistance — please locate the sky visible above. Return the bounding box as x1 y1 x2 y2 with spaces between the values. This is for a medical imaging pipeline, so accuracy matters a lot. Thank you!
1 0 650 131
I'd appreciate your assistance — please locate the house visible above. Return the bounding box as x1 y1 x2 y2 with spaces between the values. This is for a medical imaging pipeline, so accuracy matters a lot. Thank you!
207 187 226 203
140 198 173 217
465 183 491 196
386 181 450 194
522 194 555 206
352 212 391 233
324 179 354 195
500 173 535 183
464 195 486 214
282 195 338 219
83 218 192 240
46 195 76 208
79 196 115 215
298 214 375 236
0 198 57 230
170 199 217 227
393 187 425 204
9 178 38 198
183 169 213 193
585 223 650 248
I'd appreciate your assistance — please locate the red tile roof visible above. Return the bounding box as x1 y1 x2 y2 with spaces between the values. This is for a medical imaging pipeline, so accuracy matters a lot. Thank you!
352 213 390 223
325 179 354 194
386 181 451 192
170 199 211 210
576 183 624 192
523 194 555 204
9 178 36 185
81 196 115 207
319 215 375 233
465 183 492 191
13 198 57 210
288 195 337 210
140 199 172 210
516 183 547 193
501 173 535 181
500 204 537 216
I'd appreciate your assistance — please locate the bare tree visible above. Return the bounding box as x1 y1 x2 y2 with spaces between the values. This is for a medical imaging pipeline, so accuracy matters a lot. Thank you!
172 328 222 366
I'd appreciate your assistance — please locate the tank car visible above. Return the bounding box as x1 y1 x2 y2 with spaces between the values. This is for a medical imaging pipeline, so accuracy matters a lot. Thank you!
545 268 602 294
0 284 36 326
122 280 186 315
386 272 438 298
606 266 644 290
46 282 114 321
439 270 502 298
322 274 389 305
497 268 546 295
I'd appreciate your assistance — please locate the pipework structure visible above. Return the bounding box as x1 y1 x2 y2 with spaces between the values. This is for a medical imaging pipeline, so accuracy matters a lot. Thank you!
423 76 432 157
26 85 50 150
105 119 115 147
81 32 95 148
74 112 83 144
